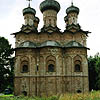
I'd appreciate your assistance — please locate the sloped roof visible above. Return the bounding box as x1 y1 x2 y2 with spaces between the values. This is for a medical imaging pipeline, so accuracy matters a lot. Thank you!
18 41 36 48
64 41 86 48
39 40 61 47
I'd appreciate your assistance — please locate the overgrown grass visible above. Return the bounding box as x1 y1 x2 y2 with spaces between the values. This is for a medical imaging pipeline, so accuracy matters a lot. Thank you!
1 91 100 100
0 94 13 97
59 91 100 100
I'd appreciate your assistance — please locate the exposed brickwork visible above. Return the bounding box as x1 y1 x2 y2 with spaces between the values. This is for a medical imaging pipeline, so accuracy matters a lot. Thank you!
14 1 89 96
14 42 89 96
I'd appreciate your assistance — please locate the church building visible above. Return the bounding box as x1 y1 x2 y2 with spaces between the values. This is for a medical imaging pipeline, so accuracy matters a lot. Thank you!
13 0 89 96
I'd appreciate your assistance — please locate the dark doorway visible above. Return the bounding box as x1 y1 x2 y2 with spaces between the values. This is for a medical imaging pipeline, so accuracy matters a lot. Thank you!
22 91 27 96
77 90 82 93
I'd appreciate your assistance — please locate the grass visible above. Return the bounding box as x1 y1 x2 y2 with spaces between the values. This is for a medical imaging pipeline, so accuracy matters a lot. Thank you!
1 91 100 100
0 94 13 97
59 91 100 100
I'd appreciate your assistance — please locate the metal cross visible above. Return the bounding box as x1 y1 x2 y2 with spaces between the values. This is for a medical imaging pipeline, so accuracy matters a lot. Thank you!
27 0 32 7
71 0 73 6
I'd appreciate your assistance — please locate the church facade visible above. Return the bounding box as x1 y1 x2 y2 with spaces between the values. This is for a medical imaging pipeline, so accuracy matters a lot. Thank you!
14 0 89 96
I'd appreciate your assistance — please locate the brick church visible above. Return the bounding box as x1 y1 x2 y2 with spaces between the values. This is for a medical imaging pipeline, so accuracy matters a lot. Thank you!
13 0 89 96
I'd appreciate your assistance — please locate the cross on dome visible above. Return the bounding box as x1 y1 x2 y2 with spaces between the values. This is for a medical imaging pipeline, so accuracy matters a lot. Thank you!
27 0 32 7
71 0 73 6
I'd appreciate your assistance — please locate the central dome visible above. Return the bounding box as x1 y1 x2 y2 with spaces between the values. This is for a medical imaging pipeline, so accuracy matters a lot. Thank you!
40 0 60 13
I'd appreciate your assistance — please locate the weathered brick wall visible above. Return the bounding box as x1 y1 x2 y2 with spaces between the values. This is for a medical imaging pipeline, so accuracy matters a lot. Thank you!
14 46 89 96
15 32 86 48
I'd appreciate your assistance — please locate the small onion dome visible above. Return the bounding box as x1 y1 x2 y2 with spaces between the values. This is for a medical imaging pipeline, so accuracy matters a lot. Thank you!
40 0 60 13
64 16 68 22
34 17 40 24
66 3 79 14
23 7 36 16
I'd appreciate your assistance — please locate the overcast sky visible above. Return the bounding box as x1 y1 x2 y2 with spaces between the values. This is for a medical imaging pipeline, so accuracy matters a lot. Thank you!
0 0 100 56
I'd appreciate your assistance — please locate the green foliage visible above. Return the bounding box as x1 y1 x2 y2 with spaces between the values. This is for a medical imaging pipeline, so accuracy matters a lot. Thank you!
88 53 100 90
1 91 100 100
0 37 14 92
0 95 58 100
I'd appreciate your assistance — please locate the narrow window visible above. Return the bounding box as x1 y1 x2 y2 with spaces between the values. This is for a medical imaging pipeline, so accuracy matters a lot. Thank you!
49 19 51 25
74 60 82 72
22 65 28 72
44 19 46 25
21 61 29 73
37 64 39 71
75 64 80 72
48 64 55 72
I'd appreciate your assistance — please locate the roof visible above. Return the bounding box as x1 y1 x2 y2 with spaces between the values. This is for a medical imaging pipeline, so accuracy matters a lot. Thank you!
40 0 60 13
23 7 36 16
66 3 79 14
64 41 88 49
39 40 61 47
16 40 61 49
18 41 36 48
15 40 89 50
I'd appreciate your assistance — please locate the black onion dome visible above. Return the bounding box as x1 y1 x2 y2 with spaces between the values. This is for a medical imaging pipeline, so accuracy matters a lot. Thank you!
64 16 68 22
40 0 60 13
23 7 36 16
66 3 79 14
34 17 40 23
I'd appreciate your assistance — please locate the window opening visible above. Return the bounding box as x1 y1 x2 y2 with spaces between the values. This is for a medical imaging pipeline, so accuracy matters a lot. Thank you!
22 65 28 72
77 90 82 93
75 64 81 72
48 64 54 72
74 60 81 72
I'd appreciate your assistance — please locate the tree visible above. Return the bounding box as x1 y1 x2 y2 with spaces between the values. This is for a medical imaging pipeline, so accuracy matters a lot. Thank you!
0 37 14 93
95 54 100 89
88 53 100 91
88 55 97 90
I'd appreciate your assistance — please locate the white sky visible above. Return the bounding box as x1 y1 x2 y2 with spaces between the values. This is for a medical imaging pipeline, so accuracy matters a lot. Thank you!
0 0 100 56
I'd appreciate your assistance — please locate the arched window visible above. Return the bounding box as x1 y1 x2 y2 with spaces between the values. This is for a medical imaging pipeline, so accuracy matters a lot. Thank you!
74 60 82 72
46 56 56 72
48 64 55 72
22 65 28 72
21 61 29 73
75 64 80 72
